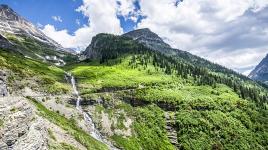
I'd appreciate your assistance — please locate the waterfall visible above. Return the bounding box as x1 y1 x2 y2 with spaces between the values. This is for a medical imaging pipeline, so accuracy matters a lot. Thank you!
69 73 102 140
66 72 118 150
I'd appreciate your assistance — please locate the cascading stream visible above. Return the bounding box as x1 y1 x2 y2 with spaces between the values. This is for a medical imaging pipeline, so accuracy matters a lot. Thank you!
66 72 118 150
68 73 103 140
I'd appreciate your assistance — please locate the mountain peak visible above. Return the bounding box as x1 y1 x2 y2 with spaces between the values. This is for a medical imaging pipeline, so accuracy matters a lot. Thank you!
123 28 163 41
0 4 19 21
122 28 171 53
0 4 65 50
0 4 11 10
249 54 268 83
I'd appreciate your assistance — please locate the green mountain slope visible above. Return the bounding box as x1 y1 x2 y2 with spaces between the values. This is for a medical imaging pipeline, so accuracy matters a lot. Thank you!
65 33 268 149
3 33 78 65
0 49 108 149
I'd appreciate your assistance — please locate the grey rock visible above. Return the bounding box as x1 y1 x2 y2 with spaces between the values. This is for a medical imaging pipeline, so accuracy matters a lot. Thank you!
0 34 13 49
249 54 268 84
0 140 8 150
0 4 62 50
0 70 8 97
80 34 107 59
122 28 178 55
0 97 49 150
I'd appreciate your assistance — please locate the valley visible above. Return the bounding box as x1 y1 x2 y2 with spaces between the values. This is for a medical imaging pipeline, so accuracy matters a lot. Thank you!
0 3 267 150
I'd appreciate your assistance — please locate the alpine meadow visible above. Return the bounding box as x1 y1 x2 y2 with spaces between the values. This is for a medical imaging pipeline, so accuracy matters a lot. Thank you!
0 1 268 150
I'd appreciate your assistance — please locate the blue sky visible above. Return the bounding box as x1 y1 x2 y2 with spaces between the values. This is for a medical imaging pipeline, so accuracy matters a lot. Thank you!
1 0 268 75
0 0 139 34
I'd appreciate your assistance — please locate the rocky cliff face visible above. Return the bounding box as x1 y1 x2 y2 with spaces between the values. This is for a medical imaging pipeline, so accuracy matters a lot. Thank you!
0 4 62 50
249 54 268 83
0 97 48 150
121 28 181 56
122 28 171 50
81 29 176 60
0 34 13 49
80 34 108 59
0 71 8 97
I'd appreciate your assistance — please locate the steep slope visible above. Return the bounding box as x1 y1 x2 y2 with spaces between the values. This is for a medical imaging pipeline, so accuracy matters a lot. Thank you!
122 28 171 52
74 33 268 150
0 34 12 49
249 54 268 84
0 4 78 65
0 49 110 150
0 4 60 49
83 29 246 80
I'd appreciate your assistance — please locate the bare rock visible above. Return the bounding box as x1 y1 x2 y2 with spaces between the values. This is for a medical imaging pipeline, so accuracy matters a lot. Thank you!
0 70 8 97
0 97 48 150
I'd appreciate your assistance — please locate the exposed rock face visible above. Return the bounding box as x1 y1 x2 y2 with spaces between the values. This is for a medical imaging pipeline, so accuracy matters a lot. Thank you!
0 97 48 150
165 112 179 149
0 71 8 97
0 34 13 49
0 4 61 50
249 54 268 83
123 28 171 50
81 34 110 59
122 28 179 55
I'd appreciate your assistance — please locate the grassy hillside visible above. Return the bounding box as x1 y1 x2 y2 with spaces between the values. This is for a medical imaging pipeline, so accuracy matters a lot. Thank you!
1 32 268 149
27 97 108 150
0 48 70 94
66 55 268 150
3 33 78 63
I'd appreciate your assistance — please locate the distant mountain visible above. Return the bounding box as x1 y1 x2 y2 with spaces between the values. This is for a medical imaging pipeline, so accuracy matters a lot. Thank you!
122 28 172 52
0 4 61 49
82 28 244 79
249 54 268 84
78 28 268 150
0 4 77 65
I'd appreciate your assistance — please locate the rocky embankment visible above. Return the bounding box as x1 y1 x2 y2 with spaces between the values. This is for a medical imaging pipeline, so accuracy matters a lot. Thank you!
0 97 48 150
0 71 8 97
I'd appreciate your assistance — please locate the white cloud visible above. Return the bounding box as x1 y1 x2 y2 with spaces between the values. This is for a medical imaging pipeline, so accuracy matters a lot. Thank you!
42 0 124 50
116 0 140 22
137 0 268 74
41 0 268 75
52 16 63 22
75 19 80 26
36 22 43 28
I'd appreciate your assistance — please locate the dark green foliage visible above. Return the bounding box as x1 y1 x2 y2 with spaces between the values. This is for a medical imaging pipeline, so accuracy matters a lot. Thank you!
69 34 268 149
85 34 268 107
112 105 175 150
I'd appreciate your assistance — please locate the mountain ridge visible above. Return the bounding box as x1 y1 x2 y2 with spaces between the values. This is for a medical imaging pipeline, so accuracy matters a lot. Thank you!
81 28 249 81
249 53 268 83
0 4 62 49
0 4 78 65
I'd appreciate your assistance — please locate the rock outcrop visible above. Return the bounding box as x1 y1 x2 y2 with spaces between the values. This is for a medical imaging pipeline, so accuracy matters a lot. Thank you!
0 97 48 150
0 4 61 49
0 71 8 97
165 112 179 149
249 54 268 84
0 34 13 49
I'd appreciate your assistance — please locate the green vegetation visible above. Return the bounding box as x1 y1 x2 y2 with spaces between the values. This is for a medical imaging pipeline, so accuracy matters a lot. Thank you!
49 142 78 150
4 33 78 63
0 119 4 127
0 49 70 94
67 50 268 149
10 107 17 112
1 32 268 149
127 105 174 150
27 97 108 150
48 128 56 141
